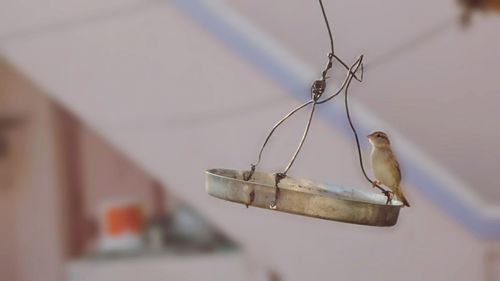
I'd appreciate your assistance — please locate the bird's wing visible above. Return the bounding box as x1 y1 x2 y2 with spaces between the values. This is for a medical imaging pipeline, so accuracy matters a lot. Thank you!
389 153 401 185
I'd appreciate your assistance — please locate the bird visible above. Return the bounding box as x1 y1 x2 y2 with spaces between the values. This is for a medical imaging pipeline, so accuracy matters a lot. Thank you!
367 131 410 207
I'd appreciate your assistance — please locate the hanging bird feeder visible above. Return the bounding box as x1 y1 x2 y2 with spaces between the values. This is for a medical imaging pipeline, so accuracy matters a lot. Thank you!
206 0 404 226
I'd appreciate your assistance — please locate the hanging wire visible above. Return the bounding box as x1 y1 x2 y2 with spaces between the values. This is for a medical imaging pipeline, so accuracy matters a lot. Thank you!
317 0 389 197
244 54 364 181
318 0 362 82
316 56 363 104
318 0 334 55
283 102 317 175
342 62 392 198
245 0 392 205
244 100 314 181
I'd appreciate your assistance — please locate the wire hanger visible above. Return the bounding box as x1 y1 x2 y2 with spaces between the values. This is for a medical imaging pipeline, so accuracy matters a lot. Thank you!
243 0 392 208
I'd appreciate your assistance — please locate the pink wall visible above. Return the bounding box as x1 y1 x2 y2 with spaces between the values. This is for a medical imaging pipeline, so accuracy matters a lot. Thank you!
80 127 155 222
0 59 162 280
0 60 67 281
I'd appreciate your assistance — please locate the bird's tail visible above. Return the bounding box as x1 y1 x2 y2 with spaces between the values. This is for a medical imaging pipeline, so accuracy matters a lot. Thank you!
396 190 411 207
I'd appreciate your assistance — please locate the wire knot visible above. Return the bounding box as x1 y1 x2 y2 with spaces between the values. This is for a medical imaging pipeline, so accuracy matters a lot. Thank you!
274 172 286 185
311 79 327 101
243 164 256 181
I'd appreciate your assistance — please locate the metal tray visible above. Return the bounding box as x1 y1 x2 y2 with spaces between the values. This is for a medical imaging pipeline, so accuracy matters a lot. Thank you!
206 168 401 226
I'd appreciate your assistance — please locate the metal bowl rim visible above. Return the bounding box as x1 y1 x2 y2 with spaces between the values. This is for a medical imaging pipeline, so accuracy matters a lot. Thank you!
206 168 403 208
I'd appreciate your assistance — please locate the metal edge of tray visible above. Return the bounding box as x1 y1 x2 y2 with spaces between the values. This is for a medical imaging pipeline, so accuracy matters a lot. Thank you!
205 168 401 227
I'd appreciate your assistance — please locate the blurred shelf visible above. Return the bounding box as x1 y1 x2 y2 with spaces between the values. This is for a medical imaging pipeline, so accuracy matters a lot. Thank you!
66 249 250 281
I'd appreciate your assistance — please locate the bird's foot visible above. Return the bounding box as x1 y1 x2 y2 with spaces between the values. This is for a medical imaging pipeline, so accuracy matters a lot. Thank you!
382 190 394 205
372 180 381 188
245 190 255 208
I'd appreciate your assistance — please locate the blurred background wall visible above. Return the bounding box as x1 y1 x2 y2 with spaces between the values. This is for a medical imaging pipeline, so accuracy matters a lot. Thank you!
0 60 67 281
0 60 244 281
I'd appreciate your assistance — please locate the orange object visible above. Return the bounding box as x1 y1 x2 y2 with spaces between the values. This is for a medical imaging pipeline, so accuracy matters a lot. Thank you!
103 202 144 237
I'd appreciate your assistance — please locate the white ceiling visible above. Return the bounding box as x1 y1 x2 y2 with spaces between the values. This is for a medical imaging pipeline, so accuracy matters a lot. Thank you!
0 0 151 39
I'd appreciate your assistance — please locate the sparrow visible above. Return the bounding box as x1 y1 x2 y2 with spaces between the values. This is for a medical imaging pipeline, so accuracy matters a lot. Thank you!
368 131 410 207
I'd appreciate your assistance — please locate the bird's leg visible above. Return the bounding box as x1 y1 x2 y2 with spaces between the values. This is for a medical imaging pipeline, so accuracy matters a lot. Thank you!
383 190 393 205
370 180 392 204
270 173 286 209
